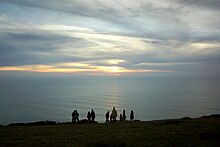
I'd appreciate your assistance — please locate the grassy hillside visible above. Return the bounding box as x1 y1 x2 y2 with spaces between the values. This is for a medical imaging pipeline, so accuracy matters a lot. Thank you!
0 117 220 146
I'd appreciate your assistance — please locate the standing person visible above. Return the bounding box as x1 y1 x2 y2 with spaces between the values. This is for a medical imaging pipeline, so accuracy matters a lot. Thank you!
91 109 95 123
111 107 117 122
71 110 76 123
105 111 110 123
130 110 134 121
110 113 113 122
75 110 79 122
123 110 126 121
87 111 91 123
120 114 123 122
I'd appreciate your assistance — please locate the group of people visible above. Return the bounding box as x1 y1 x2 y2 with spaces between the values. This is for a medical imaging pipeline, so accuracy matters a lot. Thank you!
71 109 96 123
105 107 134 123
87 109 96 123
71 107 134 124
71 110 79 123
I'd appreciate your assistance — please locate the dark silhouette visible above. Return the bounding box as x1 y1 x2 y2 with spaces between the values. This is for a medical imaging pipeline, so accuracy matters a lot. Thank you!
111 107 117 122
110 113 113 122
123 109 126 121
120 114 123 122
105 111 110 123
87 111 91 123
72 110 79 123
72 110 75 123
8 120 57 126
91 109 95 123
75 110 79 122
130 110 134 121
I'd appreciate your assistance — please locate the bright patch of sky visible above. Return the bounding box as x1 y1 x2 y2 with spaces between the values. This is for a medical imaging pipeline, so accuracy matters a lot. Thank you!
0 0 220 76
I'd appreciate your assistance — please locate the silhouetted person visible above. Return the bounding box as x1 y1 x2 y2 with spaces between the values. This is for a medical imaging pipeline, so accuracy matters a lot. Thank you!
130 110 134 121
111 107 117 122
120 114 123 122
123 109 126 121
87 111 91 123
71 110 75 123
91 109 95 123
105 111 110 123
110 113 113 122
75 110 79 122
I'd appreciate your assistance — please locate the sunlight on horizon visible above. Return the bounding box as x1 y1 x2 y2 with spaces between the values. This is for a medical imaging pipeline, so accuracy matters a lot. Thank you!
0 62 175 75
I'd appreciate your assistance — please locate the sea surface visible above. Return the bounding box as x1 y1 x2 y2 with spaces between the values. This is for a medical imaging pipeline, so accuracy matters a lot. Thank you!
0 75 220 125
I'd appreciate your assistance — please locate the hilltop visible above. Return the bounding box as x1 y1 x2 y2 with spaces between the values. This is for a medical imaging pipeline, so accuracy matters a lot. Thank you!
0 115 220 146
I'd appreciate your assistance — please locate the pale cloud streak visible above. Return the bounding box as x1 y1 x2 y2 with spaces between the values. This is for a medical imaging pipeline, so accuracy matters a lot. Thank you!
0 62 174 75
0 0 220 76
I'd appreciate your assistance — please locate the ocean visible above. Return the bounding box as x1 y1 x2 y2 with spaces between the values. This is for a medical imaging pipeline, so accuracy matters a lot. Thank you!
0 75 220 125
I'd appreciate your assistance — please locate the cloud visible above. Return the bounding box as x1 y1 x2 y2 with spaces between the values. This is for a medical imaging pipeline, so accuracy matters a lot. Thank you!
0 24 95 66
0 0 220 76
179 0 220 10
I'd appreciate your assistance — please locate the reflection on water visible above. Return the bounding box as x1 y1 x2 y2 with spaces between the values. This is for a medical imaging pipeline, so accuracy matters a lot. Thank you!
105 80 120 108
0 76 220 124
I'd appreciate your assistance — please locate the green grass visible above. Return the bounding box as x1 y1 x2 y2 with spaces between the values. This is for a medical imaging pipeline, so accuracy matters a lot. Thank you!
0 118 220 146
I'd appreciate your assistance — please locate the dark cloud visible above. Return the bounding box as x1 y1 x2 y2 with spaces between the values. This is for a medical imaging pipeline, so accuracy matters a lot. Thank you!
0 29 95 66
0 30 84 51
177 0 220 10
0 0 118 22
3 32 75 42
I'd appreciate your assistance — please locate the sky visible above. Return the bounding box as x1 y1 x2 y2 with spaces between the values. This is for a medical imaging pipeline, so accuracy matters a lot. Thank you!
0 0 220 76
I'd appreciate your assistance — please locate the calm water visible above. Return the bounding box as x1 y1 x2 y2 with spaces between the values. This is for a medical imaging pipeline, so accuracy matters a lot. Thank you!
0 76 220 125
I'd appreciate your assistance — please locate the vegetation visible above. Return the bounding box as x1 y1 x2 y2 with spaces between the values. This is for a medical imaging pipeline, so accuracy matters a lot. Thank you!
0 116 220 146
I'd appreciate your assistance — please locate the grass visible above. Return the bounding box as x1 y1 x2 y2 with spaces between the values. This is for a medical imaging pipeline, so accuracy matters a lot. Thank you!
0 117 220 146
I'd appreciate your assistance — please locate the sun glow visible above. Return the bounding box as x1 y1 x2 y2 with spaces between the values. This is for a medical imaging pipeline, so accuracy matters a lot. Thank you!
107 59 125 65
190 42 219 49
96 66 125 73
0 62 175 75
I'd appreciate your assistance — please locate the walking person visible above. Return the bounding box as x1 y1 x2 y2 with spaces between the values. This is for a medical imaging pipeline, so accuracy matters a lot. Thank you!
105 111 110 123
130 110 134 121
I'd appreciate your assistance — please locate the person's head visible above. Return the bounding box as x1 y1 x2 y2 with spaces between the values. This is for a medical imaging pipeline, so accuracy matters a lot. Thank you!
113 107 115 110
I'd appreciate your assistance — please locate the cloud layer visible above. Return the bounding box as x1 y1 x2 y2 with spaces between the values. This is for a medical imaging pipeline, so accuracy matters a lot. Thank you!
0 0 220 75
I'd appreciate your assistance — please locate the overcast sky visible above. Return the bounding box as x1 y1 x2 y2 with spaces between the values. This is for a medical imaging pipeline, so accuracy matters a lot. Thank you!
0 0 220 76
